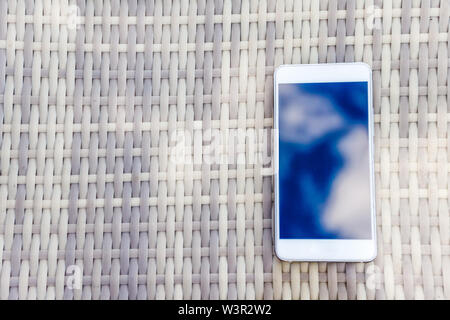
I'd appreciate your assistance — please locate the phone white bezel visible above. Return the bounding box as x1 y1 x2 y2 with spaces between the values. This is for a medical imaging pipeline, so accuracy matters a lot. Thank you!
273 63 377 262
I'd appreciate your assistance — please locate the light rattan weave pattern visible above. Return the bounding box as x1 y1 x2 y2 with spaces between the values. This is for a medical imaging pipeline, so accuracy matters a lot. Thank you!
0 0 449 300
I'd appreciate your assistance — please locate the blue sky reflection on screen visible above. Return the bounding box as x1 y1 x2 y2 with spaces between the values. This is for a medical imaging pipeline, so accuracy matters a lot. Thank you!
278 81 372 239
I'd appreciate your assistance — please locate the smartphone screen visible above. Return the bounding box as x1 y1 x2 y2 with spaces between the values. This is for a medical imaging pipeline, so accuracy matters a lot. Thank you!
278 81 372 240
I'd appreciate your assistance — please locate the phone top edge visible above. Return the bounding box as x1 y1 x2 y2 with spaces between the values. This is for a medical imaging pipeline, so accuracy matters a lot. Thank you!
274 63 372 84
275 62 372 69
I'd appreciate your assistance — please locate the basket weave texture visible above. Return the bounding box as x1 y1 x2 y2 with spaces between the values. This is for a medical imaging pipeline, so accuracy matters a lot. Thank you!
0 0 449 300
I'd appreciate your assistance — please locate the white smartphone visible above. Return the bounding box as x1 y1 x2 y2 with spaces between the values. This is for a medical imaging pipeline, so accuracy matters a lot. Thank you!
274 63 377 262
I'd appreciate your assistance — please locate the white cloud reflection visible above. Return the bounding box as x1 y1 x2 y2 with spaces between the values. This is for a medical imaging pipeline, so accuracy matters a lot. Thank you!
321 127 372 239
279 85 344 145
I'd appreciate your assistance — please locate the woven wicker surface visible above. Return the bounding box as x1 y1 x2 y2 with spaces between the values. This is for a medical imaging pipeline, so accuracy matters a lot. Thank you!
0 0 449 300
